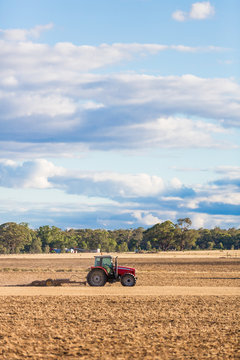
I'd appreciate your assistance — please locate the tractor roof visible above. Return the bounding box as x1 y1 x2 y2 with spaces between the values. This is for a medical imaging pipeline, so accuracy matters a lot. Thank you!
94 255 112 258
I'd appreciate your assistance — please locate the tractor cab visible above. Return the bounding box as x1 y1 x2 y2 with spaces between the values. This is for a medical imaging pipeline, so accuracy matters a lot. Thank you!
94 255 113 274
94 255 113 268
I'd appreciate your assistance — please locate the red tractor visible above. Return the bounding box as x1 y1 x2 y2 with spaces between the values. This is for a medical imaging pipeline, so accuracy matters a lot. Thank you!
87 255 136 286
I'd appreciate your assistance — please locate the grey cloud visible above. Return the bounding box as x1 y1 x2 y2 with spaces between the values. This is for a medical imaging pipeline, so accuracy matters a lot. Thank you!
213 178 240 188
0 158 240 229
193 202 240 216
1 198 240 230
0 32 239 156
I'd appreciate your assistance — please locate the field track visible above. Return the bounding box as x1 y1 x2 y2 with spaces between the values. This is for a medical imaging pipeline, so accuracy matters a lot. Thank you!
0 285 240 296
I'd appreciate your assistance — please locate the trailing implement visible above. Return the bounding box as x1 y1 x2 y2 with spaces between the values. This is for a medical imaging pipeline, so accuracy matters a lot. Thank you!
27 278 87 286
87 255 137 286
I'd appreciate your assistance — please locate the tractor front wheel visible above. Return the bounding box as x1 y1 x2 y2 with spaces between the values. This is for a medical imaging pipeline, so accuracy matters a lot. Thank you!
87 269 107 286
121 273 136 286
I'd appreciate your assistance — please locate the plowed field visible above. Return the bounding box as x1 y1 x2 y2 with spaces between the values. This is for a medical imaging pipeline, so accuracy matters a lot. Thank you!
0 252 239 359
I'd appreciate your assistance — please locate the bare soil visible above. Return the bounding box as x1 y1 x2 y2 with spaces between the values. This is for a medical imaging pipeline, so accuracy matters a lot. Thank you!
0 296 239 359
0 252 239 359
0 253 239 287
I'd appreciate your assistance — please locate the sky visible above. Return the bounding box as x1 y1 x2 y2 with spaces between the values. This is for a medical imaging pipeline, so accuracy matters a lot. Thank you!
0 0 239 230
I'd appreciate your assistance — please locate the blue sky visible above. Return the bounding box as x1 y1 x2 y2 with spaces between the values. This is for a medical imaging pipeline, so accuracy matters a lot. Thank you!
0 0 239 230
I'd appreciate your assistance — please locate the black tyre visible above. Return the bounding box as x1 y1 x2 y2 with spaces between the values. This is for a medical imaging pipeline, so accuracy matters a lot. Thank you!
87 269 107 286
121 273 136 287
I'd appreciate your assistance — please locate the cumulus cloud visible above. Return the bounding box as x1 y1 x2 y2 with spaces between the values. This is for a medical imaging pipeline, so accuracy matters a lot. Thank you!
191 213 240 229
0 37 223 76
172 2 215 22
53 172 166 199
1 159 240 209
0 23 53 41
0 72 239 156
190 1 215 20
0 159 190 201
0 159 64 188
131 211 164 226
0 141 89 160
0 159 240 229
1 195 239 229
129 116 228 148
214 166 240 178
172 10 187 22
0 25 237 156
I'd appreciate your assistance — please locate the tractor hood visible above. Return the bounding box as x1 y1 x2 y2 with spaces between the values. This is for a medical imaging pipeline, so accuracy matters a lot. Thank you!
117 266 136 276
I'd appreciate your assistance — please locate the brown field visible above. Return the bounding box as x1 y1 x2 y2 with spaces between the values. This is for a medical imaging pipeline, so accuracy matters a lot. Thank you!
0 251 239 359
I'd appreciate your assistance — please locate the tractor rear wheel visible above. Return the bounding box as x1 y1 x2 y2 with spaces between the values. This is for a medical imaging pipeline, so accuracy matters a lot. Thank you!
121 273 136 286
87 269 107 286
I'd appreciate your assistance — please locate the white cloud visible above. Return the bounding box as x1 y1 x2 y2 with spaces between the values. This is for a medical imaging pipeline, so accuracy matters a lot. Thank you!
132 211 163 226
0 25 225 82
0 159 64 189
172 10 188 22
184 187 240 209
0 142 89 160
89 74 240 121
130 116 228 148
0 25 238 158
1 75 18 87
0 159 191 200
215 166 240 178
190 1 215 20
191 213 240 229
0 92 77 119
172 2 215 22
56 171 166 199
0 71 239 156
0 23 53 41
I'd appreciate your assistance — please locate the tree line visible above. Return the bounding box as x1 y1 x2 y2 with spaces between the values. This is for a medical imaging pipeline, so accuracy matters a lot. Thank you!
0 218 239 254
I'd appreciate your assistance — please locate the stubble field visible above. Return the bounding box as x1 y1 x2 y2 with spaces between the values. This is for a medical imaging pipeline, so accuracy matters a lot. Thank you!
0 251 239 359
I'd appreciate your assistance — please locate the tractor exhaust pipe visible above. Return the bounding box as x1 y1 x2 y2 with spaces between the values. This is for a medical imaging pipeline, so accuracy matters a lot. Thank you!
114 256 118 279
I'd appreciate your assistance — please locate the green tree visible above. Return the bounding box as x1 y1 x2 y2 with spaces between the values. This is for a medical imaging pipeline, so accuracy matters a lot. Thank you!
196 229 212 249
111 229 132 248
64 229 78 249
0 222 32 254
29 236 42 253
37 225 65 250
105 237 117 252
175 218 197 250
146 241 152 251
117 242 129 252
128 227 144 250
142 221 176 251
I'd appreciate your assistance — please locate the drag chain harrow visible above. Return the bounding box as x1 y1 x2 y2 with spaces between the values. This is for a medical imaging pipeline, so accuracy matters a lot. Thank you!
28 278 87 287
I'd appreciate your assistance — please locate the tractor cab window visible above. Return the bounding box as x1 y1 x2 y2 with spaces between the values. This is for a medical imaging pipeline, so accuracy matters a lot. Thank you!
102 257 112 268
94 257 101 267
102 257 113 274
